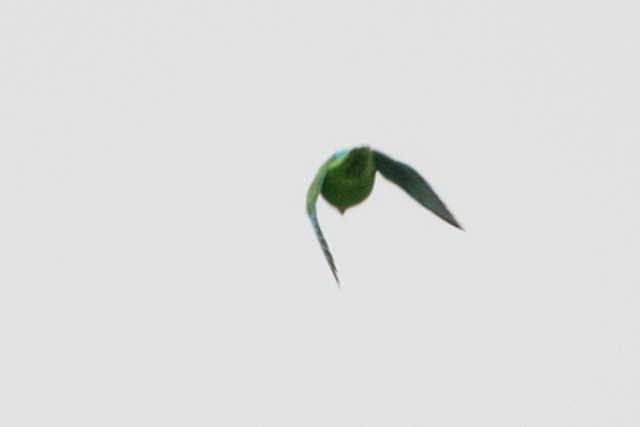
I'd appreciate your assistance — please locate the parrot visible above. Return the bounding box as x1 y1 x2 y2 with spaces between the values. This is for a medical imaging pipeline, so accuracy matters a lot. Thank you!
306 146 462 285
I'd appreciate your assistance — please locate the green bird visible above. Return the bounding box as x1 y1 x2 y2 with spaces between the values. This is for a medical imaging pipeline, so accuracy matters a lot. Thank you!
307 146 462 285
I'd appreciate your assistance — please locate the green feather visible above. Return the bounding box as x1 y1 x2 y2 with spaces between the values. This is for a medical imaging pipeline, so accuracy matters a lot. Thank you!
306 155 340 285
307 146 462 285
372 150 462 229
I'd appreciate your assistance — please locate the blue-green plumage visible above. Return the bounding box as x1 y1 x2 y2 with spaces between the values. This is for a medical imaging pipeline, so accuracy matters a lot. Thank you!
307 146 462 285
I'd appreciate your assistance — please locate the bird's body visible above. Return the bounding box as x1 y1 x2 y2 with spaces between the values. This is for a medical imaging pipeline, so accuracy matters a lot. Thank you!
320 147 376 213
307 146 462 285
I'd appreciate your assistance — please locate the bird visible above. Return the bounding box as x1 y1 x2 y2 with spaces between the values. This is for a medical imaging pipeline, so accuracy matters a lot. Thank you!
306 146 462 286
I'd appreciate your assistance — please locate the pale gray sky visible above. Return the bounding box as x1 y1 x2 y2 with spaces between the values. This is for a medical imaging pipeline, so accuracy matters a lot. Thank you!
2 1 639 425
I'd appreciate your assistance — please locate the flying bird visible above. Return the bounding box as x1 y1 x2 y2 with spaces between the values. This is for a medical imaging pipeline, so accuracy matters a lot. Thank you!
307 146 462 285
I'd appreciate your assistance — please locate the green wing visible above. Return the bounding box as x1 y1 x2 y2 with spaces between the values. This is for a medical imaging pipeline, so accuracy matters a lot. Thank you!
307 159 340 285
373 150 462 229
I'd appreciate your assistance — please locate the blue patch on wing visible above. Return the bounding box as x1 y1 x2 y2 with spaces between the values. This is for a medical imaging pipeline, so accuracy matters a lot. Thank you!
333 149 348 159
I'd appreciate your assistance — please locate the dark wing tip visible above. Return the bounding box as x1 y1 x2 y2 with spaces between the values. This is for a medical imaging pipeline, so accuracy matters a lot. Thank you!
446 217 464 231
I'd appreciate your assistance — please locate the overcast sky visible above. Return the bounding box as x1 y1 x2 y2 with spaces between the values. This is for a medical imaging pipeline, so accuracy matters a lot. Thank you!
2 1 639 426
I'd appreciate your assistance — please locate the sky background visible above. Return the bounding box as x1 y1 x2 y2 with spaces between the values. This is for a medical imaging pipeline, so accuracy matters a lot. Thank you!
2 1 639 425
